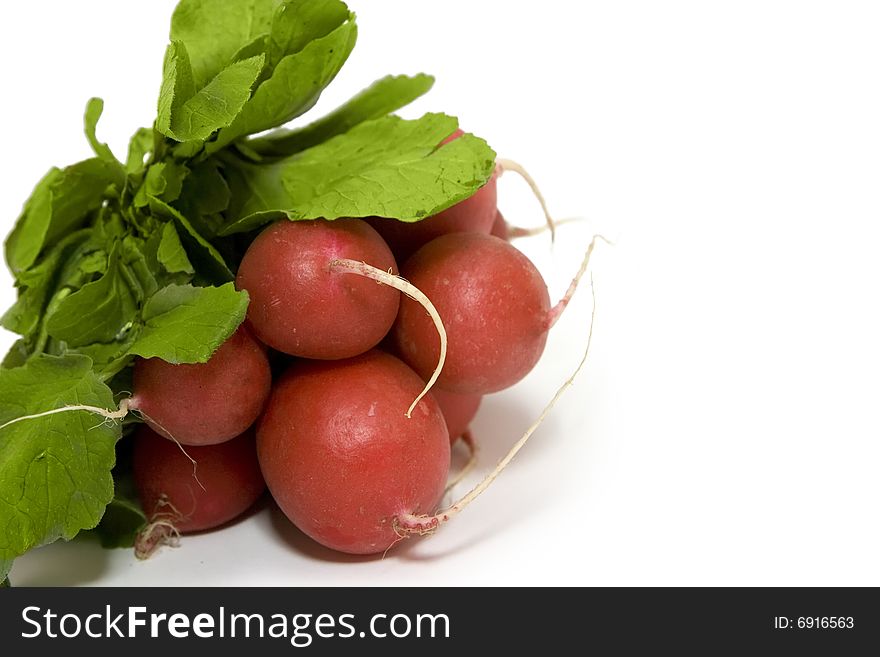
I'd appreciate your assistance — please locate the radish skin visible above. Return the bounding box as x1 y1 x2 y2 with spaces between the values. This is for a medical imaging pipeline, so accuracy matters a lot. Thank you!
236 219 400 360
130 326 271 446
257 351 450 555
133 426 265 556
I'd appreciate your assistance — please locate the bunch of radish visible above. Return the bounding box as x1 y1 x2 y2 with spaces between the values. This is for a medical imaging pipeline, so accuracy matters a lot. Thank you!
0 2 608 587
127 144 599 556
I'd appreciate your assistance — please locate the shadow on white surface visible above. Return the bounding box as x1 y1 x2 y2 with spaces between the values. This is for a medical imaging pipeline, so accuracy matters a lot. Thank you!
266 504 378 564
12 494 275 587
14 536 112 587
263 498 520 565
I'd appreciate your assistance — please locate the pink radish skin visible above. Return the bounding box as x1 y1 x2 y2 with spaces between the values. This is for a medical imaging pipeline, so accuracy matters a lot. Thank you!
394 232 551 394
490 209 509 240
131 326 271 446
257 350 450 555
133 426 265 533
235 219 400 360
431 388 482 443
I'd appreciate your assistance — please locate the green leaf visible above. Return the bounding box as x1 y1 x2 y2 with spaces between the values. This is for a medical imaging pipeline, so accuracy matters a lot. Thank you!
159 161 190 203
2 340 29 369
170 0 282 88
220 157 289 231
247 73 435 158
170 139 205 161
157 222 195 274
120 236 160 301
1 230 91 338
134 161 190 207
90 446 145 550
232 34 270 64
5 159 122 275
221 113 497 234
0 355 120 571
267 0 351 69
4 169 58 275
126 128 154 174
84 98 119 164
182 161 231 217
156 40 195 136
90 492 146 549
45 245 138 347
75 338 138 382
128 283 248 364
208 19 356 153
156 40 266 144
150 198 234 283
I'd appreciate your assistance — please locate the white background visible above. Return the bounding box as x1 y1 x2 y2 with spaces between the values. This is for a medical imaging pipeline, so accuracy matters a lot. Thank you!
3 1 879 586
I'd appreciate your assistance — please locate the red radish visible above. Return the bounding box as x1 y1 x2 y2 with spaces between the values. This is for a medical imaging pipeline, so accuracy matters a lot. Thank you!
394 233 550 394
490 209 509 240
130 325 271 446
257 350 450 555
431 388 482 442
132 425 265 556
235 219 399 360
394 233 601 394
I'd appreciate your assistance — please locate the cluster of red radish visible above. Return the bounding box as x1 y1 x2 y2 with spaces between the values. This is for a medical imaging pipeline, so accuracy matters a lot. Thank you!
129 133 597 557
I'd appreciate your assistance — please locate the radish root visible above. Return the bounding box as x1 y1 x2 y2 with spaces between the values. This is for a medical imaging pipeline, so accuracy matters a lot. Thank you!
330 258 447 418
547 234 612 329
0 398 131 432
508 216 588 239
0 397 204 491
133 407 206 493
496 158 557 243
134 495 184 560
393 274 598 538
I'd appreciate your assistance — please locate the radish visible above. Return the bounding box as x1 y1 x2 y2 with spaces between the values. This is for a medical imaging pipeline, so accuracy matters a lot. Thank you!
130 325 271 446
132 425 265 558
235 219 400 360
393 233 602 394
374 332 478 435
257 350 450 555
431 388 482 443
367 129 556 260
490 209 509 240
